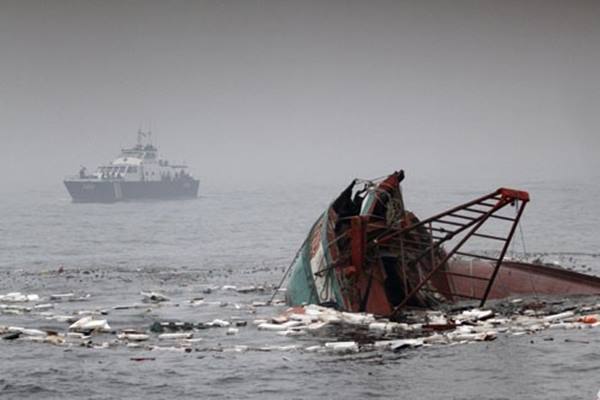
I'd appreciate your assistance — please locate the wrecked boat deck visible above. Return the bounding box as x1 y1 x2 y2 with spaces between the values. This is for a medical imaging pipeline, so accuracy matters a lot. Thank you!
284 171 600 317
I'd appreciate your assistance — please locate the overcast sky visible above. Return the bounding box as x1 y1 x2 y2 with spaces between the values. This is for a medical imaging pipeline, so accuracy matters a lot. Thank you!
1 0 599 190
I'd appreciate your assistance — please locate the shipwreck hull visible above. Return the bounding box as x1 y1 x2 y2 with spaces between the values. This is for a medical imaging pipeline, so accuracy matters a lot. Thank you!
286 207 347 309
443 259 600 301
285 170 600 319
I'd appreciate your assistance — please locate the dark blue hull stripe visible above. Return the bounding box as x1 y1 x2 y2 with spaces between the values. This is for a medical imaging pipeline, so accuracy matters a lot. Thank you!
64 180 200 203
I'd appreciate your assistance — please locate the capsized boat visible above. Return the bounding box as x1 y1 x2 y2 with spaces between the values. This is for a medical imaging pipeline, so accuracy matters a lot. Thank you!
64 131 199 203
284 171 600 319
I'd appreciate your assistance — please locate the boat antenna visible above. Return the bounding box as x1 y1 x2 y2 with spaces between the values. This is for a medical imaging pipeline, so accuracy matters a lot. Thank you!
137 129 145 147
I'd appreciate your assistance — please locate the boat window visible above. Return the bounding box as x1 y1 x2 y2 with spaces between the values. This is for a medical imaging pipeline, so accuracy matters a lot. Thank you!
127 166 138 173
118 166 127 173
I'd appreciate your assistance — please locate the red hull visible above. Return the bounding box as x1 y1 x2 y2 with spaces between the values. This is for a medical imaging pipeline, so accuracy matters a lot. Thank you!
444 259 600 300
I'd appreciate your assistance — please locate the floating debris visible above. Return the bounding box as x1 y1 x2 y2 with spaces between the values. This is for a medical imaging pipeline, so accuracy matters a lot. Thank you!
118 332 150 342
69 316 111 333
130 357 156 362
158 332 193 340
236 286 264 294
141 291 170 303
113 303 149 310
0 292 40 303
49 293 74 301
207 319 230 328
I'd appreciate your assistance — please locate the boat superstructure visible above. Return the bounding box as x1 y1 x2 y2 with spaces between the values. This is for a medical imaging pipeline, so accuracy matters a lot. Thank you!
64 131 199 203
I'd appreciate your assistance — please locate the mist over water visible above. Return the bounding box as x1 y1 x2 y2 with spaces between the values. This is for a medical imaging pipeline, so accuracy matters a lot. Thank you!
1 1 600 399
1 0 599 189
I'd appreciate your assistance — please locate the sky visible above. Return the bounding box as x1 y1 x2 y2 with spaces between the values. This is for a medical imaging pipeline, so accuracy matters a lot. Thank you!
1 0 599 190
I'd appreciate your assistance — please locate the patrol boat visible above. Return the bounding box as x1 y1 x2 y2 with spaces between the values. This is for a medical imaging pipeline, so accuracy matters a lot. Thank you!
64 131 199 203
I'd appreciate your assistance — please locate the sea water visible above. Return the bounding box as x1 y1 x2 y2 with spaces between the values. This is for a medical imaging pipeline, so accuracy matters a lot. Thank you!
0 178 598 400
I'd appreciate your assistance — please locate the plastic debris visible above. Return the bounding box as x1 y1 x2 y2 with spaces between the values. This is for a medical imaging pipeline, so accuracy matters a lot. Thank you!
580 314 599 324
113 303 148 310
237 286 265 294
151 346 192 353
226 328 239 335
207 319 230 328
49 293 74 301
0 292 40 302
141 291 170 303
158 332 193 340
324 341 359 353
33 303 54 310
543 311 575 322
69 316 111 333
118 332 150 342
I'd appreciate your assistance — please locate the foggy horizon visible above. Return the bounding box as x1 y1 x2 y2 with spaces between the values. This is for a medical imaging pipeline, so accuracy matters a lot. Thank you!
1 0 599 192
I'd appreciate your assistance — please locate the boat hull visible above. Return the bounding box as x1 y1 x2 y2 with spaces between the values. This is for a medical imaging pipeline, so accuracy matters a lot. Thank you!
64 179 199 203
442 259 600 300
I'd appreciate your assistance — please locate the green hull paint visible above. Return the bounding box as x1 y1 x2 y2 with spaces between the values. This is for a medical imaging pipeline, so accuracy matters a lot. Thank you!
286 210 344 308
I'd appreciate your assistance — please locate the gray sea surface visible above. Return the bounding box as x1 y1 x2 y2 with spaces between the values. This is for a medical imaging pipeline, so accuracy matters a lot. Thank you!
1 178 599 400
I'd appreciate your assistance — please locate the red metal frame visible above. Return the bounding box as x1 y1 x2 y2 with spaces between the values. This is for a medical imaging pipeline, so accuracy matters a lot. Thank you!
361 188 530 316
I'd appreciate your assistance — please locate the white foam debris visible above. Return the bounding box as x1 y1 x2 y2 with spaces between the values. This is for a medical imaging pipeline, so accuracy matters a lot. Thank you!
257 323 287 331
324 341 359 353
49 293 74 301
543 311 575 322
236 286 258 293
248 301 600 355
226 328 239 335
33 303 54 310
69 316 111 333
183 338 204 344
117 333 150 342
304 345 322 352
426 312 448 325
0 293 40 302
257 320 303 331
258 345 298 352
158 333 193 340
221 285 237 291
21 328 48 337
223 345 248 353
151 346 190 352
457 309 494 322
66 332 88 339
45 315 77 323
207 319 230 327
0 304 31 313
276 329 306 337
